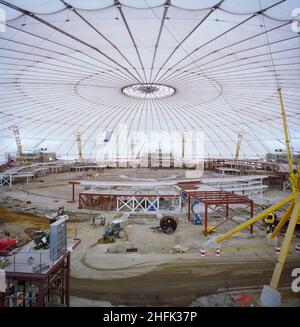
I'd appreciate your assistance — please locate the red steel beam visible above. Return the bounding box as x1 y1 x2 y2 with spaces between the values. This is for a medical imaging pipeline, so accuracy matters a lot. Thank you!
79 192 178 197
185 190 254 236
204 204 208 236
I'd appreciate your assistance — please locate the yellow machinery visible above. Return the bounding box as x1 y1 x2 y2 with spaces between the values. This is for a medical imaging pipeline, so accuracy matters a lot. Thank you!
264 213 276 225
235 132 244 160
76 132 84 161
9 126 27 163
204 88 300 305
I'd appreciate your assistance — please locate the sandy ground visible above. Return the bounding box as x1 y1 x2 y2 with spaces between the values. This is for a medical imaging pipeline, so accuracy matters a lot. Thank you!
0 168 299 306
70 257 300 306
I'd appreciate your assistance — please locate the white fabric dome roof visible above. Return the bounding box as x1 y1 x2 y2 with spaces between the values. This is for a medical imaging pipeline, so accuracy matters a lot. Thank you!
0 0 299 160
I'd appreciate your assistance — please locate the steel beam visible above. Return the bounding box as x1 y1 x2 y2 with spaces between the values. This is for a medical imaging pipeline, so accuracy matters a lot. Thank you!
269 200 295 240
66 253 70 307
270 195 300 289
214 192 297 244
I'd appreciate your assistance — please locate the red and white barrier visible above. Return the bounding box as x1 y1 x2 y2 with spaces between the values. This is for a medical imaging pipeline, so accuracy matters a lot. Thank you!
275 247 281 255
215 248 221 257
295 245 300 254
200 248 206 257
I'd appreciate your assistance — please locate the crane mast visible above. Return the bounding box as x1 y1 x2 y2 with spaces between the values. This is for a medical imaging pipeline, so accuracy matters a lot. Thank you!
9 126 27 163
76 132 84 161
204 87 300 306
278 87 299 192
235 132 244 160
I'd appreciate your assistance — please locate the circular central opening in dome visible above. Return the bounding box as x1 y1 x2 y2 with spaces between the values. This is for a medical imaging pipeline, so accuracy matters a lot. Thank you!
122 83 175 99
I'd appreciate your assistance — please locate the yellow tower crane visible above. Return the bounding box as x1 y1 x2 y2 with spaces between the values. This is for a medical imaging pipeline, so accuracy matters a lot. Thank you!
9 126 27 163
182 134 185 161
204 87 300 306
235 132 244 159
76 132 84 161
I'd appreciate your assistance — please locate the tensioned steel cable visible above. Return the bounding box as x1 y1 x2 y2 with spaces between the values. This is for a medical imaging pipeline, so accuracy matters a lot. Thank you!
59 0 144 83
151 0 225 83
2 73 296 129
144 0 170 83
0 82 132 128
0 97 134 153
214 96 300 134
123 97 149 154
138 1 251 152
258 0 296 157
164 91 288 155
162 37 300 84
5 96 136 155
3 23 140 82
0 0 141 83
163 26 299 87
0 19 80 81
0 95 128 137
187 47 300 74
259 0 281 90
83 93 143 147
114 0 147 83
59 97 137 155
167 62 300 84
160 60 268 154
0 58 133 86
160 95 245 149
0 35 137 84
2 81 296 140
167 100 235 155
142 7 294 154
193 54 300 77
87 97 144 158
2 17 296 86
158 19 294 84
155 0 287 83
1 1 298 158
152 97 214 155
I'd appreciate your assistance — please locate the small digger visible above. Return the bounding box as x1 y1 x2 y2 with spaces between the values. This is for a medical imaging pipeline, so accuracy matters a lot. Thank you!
103 219 127 242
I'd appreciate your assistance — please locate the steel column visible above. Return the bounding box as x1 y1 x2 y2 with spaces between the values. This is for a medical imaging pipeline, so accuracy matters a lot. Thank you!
72 183 75 203
204 204 208 236
249 201 254 234
66 253 70 307
78 193 83 209
37 280 44 307
215 193 297 244
270 201 295 240
188 195 191 222
270 195 300 289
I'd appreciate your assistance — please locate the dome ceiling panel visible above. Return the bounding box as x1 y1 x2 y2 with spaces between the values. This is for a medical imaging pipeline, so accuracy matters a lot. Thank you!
0 0 299 160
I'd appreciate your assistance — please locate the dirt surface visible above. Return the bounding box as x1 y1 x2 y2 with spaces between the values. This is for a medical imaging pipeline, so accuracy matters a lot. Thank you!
0 206 78 240
0 207 46 224
0 207 49 239
1 168 300 307
71 257 300 306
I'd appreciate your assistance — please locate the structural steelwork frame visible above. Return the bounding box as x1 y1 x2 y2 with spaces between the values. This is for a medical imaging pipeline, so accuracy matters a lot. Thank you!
78 193 117 210
184 190 254 236
78 192 181 213
1 252 70 307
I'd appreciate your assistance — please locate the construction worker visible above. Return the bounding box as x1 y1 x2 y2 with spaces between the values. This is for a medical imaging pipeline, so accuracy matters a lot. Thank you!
58 206 64 216
264 212 277 234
